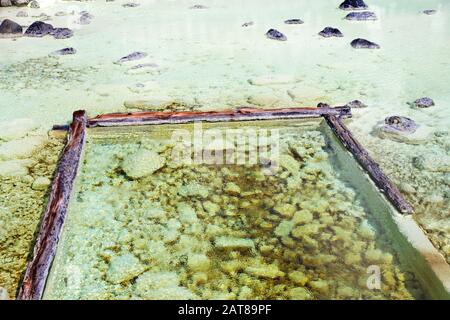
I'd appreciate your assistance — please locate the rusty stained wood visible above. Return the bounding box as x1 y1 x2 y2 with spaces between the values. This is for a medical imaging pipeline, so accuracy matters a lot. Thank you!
17 110 88 300
324 115 414 214
88 106 351 127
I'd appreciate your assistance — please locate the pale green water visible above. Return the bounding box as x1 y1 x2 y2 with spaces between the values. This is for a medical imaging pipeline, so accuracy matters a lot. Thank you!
44 121 424 300
0 0 449 298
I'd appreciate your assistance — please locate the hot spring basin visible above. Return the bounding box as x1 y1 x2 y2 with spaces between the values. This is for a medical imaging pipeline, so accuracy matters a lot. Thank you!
38 117 449 300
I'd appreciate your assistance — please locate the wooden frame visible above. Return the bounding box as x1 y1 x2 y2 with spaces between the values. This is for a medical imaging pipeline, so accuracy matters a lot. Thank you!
17 106 415 300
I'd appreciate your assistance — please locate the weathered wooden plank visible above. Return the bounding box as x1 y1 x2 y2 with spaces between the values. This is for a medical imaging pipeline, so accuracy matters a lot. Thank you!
88 106 351 127
324 115 414 214
17 110 87 300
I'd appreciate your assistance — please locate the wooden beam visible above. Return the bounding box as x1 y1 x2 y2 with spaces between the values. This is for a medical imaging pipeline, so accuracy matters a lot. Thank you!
17 110 87 300
88 106 351 127
324 115 414 214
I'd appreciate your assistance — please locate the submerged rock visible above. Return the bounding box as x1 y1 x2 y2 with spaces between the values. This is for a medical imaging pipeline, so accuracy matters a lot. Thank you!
0 0 12 7
318 27 343 37
376 116 432 144
350 38 380 49
107 254 145 284
50 27 73 39
122 2 140 7
0 118 37 141
0 135 46 160
345 100 367 108
50 47 76 55
284 19 304 25
32 176 51 190
339 0 368 10
413 154 450 173
122 149 165 179
0 287 9 300
24 21 53 37
345 11 377 21
265 29 287 41
28 0 39 8
242 21 254 27
0 19 23 37
16 10 28 17
384 116 418 134
412 97 435 108
0 159 32 177
423 9 437 15
116 51 148 64
74 11 93 25
190 4 207 9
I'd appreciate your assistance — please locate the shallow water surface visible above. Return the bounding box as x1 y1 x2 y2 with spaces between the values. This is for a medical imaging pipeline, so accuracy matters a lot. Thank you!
44 121 424 299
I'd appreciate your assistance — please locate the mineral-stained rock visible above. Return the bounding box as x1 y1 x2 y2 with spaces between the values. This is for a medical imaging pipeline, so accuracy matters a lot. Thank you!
318 27 343 37
0 287 9 300
74 11 93 25
345 11 377 21
288 287 312 300
0 159 33 177
0 118 36 141
412 154 450 172
273 203 296 218
135 271 179 293
122 149 165 178
339 0 368 10
177 202 199 224
279 154 300 174
288 271 309 286
284 19 304 24
106 253 146 284
412 97 435 108
274 220 295 237
215 236 255 250
179 182 209 198
24 21 53 37
245 264 285 279
31 176 51 190
224 182 241 195
350 38 380 49
0 19 23 37
376 117 432 144
187 254 211 272
0 135 46 160
265 28 287 41
309 280 330 295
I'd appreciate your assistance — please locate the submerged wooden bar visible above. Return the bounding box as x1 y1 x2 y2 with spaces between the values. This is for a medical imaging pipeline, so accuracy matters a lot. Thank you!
324 115 414 214
17 111 87 300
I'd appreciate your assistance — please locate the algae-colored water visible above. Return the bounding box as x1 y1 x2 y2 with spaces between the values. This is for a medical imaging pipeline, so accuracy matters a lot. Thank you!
44 121 424 300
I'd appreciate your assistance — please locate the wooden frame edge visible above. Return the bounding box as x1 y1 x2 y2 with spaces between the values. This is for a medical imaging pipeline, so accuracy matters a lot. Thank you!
17 110 87 300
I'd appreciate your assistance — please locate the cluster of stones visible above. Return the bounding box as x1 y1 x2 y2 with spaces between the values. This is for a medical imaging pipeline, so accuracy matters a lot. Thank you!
44 130 422 300
0 122 65 298
0 19 73 39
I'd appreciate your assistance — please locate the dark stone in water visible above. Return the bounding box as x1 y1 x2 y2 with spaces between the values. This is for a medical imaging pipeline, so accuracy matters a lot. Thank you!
345 11 377 21
423 9 436 15
317 102 330 108
242 21 254 27
190 5 208 9
122 2 140 7
284 19 304 25
384 116 418 134
76 11 94 25
0 19 23 36
24 21 53 37
116 51 148 63
339 0 368 10
351 38 380 49
266 29 287 41
51 47 77 55
318 27 343 37
16 11 28 17
412 97 435 108
50 27 73 39
345 100 367 108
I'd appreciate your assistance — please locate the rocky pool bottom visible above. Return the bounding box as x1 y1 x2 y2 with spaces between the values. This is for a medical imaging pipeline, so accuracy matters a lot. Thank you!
42 125 424 300
0 134 65 298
